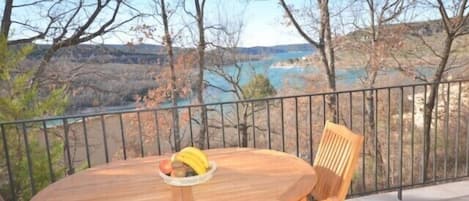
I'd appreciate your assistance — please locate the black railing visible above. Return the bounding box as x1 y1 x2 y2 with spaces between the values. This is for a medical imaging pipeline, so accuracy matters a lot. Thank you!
1 80 469 201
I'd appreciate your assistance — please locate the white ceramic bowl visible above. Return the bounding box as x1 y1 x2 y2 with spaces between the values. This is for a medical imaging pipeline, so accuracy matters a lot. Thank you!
158 161 217 186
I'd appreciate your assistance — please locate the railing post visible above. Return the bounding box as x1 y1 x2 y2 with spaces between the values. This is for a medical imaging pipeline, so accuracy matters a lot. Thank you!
309 96 313 165
42 120 55 182
154 111 162 155
101 115 110 162
266 100 271 150
220 104 226 148
118 114 127 160
136 112 145 155
22 123 36 195
236 103 241 147
188 107 194 147
82 117 91 167
398 87 403 200
63 119 74 175
295 97 299 157
281 99 285 152
204 105 210 149
251 102 256 148
466 117 469 176
1 124 16 201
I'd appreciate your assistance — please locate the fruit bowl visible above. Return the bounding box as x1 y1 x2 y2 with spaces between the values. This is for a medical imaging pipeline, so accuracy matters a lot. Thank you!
158 161 217 186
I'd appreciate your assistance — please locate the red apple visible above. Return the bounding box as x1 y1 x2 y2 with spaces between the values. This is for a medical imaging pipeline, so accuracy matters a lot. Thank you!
159 159 172 175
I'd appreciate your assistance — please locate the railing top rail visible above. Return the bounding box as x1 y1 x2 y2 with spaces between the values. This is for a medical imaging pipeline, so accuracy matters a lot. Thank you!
1 79 467 125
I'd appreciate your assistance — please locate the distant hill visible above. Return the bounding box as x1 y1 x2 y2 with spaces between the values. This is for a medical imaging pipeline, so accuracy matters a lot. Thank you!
346 17 469 39
30 44 168 64
275 17 469 69
103 43 168 54
237 43 314 55
28 43 314 65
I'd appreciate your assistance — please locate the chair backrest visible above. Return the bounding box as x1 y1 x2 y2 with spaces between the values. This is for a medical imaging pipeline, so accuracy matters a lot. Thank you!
311 121 364 201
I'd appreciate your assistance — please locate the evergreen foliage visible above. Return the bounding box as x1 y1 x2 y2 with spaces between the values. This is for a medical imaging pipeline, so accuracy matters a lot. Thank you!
242 74 276 99
0 36 68 201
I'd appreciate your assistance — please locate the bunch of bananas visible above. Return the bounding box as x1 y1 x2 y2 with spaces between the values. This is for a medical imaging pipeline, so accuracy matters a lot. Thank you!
159 146 209 177
173 147 209 175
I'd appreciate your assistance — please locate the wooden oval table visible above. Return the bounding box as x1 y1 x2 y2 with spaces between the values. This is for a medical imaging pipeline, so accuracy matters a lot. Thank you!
32 148 317 201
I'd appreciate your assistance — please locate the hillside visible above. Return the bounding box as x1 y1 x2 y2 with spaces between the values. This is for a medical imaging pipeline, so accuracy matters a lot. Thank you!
29 43 314 65
25 42 314 113
281 18 469 70
30 44 168 64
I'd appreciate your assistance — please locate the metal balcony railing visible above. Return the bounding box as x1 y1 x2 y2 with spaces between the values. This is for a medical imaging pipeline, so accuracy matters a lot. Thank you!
1 80 469 201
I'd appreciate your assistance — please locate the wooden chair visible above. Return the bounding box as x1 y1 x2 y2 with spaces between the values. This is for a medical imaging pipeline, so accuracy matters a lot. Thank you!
310 121 364 201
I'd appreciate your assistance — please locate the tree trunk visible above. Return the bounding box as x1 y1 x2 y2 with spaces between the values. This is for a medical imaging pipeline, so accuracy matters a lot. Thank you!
1 0 13 38
160 0 180 151
365 87 386 182
321 0 337 123
194 0 207 149
423 36 453 181
279 0 337 122
364 14 387 179
241 104 249 147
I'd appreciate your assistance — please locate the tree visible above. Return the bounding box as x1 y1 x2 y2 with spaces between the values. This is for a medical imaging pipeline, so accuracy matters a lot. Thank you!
396 0 469 180
207 54 277 147
158 0 182 151
345 0 409 183
0 36 67 201
243 75 276 100
121 51 194 155
1 0 141 87
279 0 338 122
183 0 208 148
199 2 275 147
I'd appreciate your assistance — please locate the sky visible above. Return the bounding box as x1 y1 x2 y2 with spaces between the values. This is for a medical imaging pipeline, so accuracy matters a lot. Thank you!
2 0 308 47
235 0 307 47
3 0 442 47
116 0 309 47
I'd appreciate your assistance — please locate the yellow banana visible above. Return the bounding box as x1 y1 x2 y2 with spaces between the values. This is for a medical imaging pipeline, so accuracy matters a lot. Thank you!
175 151 206 175
180 146 209 169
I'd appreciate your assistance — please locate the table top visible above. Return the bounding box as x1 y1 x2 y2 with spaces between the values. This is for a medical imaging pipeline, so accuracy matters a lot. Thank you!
31 148 317 201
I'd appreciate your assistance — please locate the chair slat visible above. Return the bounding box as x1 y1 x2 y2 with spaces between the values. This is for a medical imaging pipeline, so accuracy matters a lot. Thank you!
331 137 347 174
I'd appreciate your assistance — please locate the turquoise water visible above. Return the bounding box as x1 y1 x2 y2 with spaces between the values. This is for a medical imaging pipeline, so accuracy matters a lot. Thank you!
182 51 373 105
201 51 315 103
162 51 375 106
96 51 414 111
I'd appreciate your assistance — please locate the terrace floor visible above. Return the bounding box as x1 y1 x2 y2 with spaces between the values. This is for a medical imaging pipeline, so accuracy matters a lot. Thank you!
348 180 469 201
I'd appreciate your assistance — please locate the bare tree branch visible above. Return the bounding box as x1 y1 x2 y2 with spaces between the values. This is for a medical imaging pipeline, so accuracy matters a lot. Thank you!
12 0 53 8
279 0 320 47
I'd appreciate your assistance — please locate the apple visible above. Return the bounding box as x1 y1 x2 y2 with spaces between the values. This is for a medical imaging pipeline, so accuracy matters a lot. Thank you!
159 159 172 175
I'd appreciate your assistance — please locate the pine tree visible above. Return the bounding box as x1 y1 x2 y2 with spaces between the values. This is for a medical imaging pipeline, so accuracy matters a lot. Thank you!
0 36 68 201
242 74 276 100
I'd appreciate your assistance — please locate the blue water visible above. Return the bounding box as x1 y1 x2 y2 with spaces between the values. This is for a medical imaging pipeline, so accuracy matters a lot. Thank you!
161 51 380 107
162 51 317 106
92 51 389 111
202 51 315 103
177 51 375 106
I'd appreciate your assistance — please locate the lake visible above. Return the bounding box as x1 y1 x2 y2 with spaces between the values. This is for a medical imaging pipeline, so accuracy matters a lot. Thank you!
81 50 424 113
